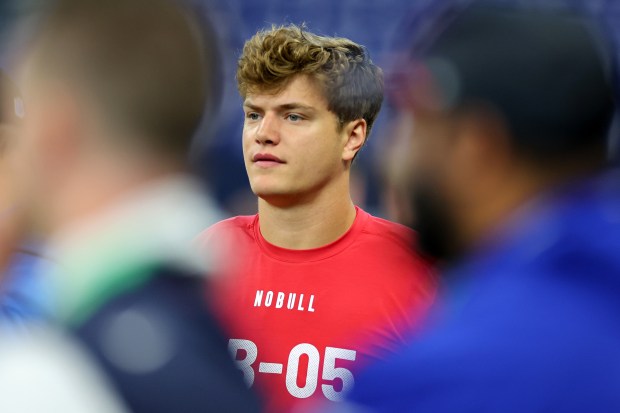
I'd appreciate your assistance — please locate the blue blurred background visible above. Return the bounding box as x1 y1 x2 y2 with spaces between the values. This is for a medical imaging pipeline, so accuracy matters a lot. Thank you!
1 0 618 218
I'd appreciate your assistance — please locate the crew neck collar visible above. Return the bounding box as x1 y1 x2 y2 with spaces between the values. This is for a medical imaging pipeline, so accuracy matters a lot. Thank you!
253 206 369 263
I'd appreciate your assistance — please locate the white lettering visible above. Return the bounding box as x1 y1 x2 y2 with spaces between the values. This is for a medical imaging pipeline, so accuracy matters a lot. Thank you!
230 339 357 401
287 293 296 310
254 290 316 312
265 291 274 307
276 292 285 309
228 339 258 386
254 290 263 307
286 343 320 398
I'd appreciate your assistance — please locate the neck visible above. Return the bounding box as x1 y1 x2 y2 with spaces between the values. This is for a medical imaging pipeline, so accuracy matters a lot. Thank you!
49 156 185 237
257 174 357 249
461 161 602 252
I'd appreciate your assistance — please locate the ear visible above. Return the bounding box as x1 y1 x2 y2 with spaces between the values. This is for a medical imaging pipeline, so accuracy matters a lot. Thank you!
341 118 367 163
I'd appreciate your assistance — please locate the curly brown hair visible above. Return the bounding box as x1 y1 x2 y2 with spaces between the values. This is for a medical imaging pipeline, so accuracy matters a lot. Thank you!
237 24 384 137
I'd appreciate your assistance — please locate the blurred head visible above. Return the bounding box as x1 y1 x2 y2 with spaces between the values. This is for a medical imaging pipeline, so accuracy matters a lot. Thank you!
0 71 25 269
14 0 218 231
0 71 24 207
397 6 615 261
237 25 383 205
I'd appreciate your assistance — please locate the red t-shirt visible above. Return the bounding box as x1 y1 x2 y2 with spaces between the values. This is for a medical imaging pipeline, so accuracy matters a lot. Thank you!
198 207 435 412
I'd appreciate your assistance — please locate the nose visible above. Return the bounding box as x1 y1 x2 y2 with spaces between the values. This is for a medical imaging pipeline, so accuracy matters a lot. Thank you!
255 112 280 145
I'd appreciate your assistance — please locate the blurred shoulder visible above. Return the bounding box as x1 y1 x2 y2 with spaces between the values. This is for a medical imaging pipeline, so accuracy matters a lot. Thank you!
359 210 435 272
195 215 257 244
362 210 417 248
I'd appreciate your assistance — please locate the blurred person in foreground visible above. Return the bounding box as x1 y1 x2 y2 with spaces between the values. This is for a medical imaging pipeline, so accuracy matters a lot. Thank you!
0 70 53 327
334 5 620 413
197 25 436 412
0 0 261 412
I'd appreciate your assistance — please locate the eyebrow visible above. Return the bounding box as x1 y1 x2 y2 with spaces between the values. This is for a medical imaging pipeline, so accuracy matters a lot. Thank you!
243 101 316 113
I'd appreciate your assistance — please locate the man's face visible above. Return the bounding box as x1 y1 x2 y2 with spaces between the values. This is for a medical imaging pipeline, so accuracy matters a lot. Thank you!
9 85 50 232
242 75 349 204
10 62 80 234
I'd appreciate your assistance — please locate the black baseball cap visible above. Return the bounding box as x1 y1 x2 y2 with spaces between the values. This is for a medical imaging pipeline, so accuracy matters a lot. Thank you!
403 5 616 159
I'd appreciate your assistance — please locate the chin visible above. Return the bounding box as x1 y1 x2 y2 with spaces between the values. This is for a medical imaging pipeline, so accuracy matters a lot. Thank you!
250 178 289 197
254 187 304 207
252 184 282 197
254 188 288 199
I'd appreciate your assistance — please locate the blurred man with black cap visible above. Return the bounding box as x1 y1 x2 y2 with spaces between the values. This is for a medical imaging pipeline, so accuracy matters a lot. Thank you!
336 4 620 413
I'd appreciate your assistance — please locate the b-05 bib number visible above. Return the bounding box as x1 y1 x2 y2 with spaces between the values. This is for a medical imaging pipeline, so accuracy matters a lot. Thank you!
229 339 356 401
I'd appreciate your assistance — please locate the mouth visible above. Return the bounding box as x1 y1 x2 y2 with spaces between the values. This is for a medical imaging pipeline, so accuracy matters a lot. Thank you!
252 153 285 168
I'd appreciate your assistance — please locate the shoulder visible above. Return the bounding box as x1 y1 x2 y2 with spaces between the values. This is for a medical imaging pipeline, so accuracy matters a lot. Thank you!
359 210 419 253
195 215 256 247
365 213 416 240
354 210 435 280
71 268 263 413
76 267 216 337
202 215 256 235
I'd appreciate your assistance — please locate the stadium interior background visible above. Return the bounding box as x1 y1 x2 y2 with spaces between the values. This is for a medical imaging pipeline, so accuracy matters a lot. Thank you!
0 0 618 219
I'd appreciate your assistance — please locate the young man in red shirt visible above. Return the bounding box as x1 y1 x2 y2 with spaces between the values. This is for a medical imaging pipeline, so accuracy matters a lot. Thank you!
199 25 435 412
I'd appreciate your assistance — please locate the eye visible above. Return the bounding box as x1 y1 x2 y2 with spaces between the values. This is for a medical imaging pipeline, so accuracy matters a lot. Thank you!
246 112 261 121
286 113 303 122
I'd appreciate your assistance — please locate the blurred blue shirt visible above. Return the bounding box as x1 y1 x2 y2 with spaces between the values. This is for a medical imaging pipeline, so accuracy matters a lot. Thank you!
345 169 620 413
1 245 54 329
